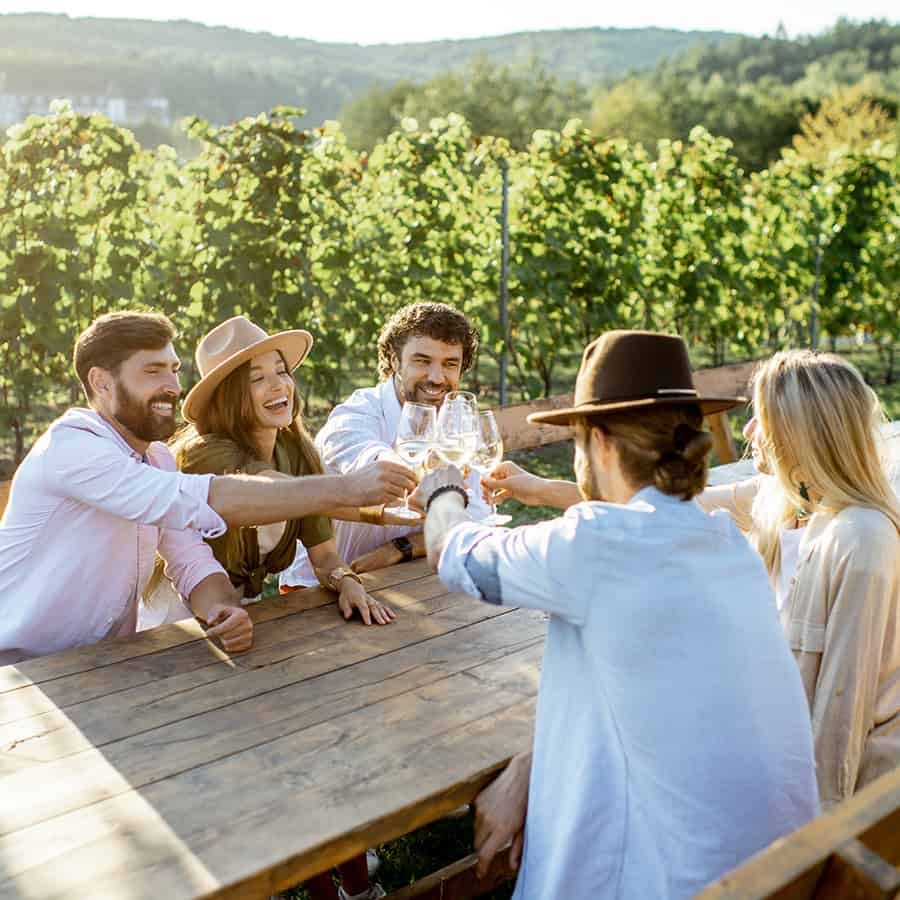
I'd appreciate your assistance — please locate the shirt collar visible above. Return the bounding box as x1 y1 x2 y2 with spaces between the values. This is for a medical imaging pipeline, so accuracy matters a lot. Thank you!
379 377 403 436
629 484 684 508
75 408 146 461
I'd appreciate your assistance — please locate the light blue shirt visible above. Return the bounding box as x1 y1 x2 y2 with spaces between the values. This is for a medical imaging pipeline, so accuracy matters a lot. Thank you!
439 487 819 900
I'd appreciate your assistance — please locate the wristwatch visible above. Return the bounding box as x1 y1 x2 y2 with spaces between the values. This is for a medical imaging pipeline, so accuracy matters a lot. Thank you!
392 535 414 563
325 566 363 592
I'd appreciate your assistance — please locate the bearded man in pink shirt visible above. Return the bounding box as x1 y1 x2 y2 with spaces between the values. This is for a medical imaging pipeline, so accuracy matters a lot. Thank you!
0 312 416 664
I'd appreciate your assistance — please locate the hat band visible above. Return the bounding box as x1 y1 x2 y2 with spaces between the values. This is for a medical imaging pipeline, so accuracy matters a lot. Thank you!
576 387 698 408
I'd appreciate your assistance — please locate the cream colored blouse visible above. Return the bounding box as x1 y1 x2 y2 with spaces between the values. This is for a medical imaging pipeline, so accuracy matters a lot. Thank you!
699 476 900 808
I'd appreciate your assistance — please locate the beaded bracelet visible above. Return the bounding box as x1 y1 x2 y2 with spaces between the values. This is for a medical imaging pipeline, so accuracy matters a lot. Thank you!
425 484 469 513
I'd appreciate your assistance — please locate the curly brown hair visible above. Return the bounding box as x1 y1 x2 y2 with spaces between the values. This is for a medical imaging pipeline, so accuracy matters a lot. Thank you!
376 302 479 380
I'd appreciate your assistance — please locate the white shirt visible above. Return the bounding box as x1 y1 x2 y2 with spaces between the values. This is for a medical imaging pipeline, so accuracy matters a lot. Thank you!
0 409 227 662
439 488 819 900
280 378 488 588
776 525 806 612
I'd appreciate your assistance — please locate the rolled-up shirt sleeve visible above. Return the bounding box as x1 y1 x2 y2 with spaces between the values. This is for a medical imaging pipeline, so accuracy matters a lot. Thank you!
437 515 587 625
158 526 227 600
41 430 226 537
697 476 761 533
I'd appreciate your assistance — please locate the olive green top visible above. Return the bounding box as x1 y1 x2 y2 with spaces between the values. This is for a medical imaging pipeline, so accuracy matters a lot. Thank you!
178 432 332 597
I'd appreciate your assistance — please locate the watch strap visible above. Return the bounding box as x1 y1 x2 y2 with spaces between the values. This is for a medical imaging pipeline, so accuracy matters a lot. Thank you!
392 535 414 563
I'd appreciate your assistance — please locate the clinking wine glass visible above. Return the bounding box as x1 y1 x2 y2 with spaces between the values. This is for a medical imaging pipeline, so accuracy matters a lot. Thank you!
388 402 436 519
471 410 512 526
435 394 479 469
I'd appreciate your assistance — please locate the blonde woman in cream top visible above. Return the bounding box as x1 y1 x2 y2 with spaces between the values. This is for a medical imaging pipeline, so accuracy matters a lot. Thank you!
699 352 900 809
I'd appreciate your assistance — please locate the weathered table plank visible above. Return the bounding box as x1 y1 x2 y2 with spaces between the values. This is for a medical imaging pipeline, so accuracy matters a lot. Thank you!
0 653 538 897
0 562 542 900
0 560 434 694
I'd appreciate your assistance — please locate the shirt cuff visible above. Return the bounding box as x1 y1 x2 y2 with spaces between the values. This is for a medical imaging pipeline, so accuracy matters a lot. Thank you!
175 559 228 602
437 520 496 599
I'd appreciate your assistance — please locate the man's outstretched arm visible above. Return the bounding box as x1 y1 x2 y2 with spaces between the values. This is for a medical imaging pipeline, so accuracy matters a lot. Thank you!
208 460 418 528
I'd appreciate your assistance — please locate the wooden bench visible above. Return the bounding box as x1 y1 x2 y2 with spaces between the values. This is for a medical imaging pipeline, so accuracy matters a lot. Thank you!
492 360 759 463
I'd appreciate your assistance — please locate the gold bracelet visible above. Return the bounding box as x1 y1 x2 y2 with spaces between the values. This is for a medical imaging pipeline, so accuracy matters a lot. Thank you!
359 504 385 525
325 565 363 592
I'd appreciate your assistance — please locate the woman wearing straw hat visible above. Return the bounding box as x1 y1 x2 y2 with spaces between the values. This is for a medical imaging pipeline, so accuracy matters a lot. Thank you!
172 315 406 623
171 315 389 900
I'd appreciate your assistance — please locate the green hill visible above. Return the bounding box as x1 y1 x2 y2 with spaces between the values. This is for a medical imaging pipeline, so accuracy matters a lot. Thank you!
0 13 734 126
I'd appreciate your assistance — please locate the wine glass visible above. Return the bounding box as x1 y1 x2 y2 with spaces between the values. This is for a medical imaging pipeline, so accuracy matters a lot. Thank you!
387 402 436 519
435 394 479 468
471 411 512 526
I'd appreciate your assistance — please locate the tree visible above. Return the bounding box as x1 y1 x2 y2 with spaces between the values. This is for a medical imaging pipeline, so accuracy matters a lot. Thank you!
792 82 896 162
589 78 673 149
339 56 589 151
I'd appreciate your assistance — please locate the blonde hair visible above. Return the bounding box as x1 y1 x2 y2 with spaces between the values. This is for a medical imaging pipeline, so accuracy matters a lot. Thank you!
582 405 714 501
750 350 900 576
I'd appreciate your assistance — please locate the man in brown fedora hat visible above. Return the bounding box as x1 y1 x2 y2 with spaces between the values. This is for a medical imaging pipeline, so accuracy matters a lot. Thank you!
0 311 417 664
417 331 819 900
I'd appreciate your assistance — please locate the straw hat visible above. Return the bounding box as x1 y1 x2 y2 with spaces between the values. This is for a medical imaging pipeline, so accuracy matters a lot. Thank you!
528 331 745 427
181 316 313 424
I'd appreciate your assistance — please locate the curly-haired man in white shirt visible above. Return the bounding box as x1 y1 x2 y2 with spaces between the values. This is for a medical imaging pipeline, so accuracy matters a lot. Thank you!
281 301 489 590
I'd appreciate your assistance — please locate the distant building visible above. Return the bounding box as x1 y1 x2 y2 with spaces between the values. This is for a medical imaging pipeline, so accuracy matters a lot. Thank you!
0 94 172 127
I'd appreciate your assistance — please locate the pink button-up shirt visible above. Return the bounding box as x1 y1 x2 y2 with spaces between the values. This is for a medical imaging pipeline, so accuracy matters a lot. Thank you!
0 409 227 663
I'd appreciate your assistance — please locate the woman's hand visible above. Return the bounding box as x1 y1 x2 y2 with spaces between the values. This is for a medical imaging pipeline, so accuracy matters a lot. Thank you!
338 577 396 626
481 461 547 507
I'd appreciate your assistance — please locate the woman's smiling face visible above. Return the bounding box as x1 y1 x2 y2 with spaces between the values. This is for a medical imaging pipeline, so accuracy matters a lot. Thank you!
249 350 295 430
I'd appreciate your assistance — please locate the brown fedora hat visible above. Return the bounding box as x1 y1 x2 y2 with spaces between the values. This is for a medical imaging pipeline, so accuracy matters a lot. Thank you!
182 316 313 424
528 330 745 427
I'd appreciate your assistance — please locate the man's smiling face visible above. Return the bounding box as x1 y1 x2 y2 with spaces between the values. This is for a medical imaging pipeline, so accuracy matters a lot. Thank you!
393 335 463 408
105 344 181 443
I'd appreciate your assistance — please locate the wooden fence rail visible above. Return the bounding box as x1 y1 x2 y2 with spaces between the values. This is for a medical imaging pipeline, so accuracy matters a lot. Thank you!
493 359 758 461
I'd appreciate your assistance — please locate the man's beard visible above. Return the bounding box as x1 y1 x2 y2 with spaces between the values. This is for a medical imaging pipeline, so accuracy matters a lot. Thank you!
112 382 178 443
397 375 448 408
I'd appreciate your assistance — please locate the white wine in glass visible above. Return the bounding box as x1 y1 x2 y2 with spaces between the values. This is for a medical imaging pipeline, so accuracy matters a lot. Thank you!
472 411 512 525
436 432 478 466
436 396 478 467
387 403 436 519
395 439 432 467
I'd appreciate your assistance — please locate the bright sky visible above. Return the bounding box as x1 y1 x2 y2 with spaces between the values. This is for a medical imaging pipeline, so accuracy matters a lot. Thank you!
1 0 896 44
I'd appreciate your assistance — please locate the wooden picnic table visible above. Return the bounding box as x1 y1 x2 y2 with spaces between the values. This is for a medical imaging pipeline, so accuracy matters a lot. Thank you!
0 560 544 899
